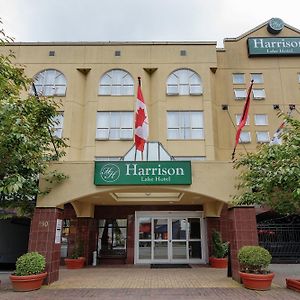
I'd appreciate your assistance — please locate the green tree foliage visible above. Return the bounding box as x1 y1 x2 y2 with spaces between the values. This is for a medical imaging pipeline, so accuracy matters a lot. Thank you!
233 115 300 214
0 26 68 217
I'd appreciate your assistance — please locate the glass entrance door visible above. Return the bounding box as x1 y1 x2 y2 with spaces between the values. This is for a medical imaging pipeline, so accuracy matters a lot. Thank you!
136 212 206 264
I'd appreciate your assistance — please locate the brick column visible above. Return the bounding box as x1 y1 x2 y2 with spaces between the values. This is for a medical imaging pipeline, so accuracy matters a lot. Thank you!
77 218 97 265
206 217 220 257
28 207 63 284
227 206 258 282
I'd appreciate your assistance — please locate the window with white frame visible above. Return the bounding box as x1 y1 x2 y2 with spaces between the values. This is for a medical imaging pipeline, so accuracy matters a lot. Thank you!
51 113 64 138
99 69 134 96
166 69 202 96
252 89 266 100
234 89 247 100
167 111 204 140
298 73 300 83
174 156 206 161
33 69 67 96
239 131 251 143
235 114 250 126
96 111 134 140
254 114 268 125
251 73 264 84
256 131 270 143
232 73 245 84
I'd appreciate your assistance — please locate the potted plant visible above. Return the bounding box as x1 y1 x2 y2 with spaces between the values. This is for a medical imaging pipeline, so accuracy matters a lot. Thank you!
9 252 47 292
238 245 274 290
209 229 228 268
64 240 85 269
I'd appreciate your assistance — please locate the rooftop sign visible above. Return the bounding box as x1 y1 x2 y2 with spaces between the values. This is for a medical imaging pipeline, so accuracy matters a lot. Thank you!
94 161 192 185
248 37 300 56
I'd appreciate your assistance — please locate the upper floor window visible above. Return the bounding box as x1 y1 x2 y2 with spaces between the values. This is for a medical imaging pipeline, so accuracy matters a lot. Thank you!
251 73 264 84
298 73 300 83
96 111 134 140
252 89 266 100
232 73 245 84
34 69 67 96
51 112 64 138
239 131 251 144
254 114 268 126
256 131 270 143
166 69 202 96
99 69 134 96
236 114 249 126
234 89 247 100
167 111 204 140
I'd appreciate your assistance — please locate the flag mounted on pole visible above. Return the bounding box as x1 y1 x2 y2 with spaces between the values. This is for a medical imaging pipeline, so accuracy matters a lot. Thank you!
232 80 254 160
134 77 149 152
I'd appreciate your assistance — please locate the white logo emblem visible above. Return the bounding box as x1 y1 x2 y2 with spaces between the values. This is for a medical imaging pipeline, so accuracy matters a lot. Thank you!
100 164 120 183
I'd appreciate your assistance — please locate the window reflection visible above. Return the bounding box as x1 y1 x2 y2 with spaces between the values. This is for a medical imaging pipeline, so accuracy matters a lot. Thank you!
98 219 127 256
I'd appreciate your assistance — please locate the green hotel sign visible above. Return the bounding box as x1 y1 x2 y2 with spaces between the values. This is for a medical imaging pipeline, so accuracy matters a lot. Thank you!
248 37 300 56
94 161 192 185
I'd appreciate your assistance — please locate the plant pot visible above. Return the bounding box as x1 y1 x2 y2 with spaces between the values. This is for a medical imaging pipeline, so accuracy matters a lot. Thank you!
209 257 228 268
239 271 275 290
64 257 85 269
286 278 300 292
9 272 47 292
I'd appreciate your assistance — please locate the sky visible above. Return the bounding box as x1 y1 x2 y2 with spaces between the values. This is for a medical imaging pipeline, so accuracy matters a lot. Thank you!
1 0 300 47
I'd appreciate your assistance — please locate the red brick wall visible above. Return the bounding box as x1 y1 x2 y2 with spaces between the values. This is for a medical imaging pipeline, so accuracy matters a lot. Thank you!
28 208 63 284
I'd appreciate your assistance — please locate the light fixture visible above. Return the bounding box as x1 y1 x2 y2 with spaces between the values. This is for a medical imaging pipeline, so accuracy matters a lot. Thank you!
222 105 228 110
273 104 280 110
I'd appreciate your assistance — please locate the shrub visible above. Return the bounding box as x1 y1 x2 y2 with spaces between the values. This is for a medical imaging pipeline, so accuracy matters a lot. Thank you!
15 252 46 276
70 240 84 259
211 229 228 258
238 246 272 274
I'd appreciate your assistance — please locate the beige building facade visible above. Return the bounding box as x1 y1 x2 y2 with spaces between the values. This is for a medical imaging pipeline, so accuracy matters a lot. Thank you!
3 18 300 283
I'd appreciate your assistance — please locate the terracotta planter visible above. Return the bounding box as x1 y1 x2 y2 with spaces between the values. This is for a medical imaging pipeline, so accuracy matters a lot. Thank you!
209 257 228 268
9 272 47 292
286 278 300 292
239 271 275 290
64 257 85 269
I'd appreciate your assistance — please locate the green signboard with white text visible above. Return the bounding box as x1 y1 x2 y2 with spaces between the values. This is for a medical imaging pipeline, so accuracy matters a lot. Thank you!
248 37 300 56
94 161 192 185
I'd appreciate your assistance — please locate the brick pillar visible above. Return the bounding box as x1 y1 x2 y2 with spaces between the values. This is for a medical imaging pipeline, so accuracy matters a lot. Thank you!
28 207 63 284
227 206 258 282
126 214 135 264
206 217 220 257
77 218 98 265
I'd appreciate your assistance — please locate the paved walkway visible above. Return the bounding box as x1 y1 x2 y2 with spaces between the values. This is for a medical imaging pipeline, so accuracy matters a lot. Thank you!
0 264 300 300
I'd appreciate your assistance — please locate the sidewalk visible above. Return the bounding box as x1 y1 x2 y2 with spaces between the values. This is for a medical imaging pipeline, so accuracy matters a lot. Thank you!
0 264 299 300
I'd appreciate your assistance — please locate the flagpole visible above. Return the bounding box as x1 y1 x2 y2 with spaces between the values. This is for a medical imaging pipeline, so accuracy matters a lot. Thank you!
231 80 254 160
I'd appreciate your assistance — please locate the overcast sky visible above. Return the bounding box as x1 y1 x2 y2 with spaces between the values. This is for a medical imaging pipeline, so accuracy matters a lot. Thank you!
1 0 300 47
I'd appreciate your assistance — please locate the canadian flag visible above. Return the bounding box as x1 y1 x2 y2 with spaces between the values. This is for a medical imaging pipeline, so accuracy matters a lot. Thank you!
135 77 149 152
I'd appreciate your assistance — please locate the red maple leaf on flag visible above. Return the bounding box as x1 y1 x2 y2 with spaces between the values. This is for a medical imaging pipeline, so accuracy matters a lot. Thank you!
135 107 147 128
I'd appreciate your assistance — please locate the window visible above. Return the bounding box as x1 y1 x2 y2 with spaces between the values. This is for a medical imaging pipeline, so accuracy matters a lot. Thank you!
251 73 264 84
239 131 251 143
298 73 300 83
232 73 245 84
95 157 122 161
235 114 249 126
98 219 127 257
96 111 133 140
51 113 64 138
99 69 134 96
254 114 268 125
256 131 270 143
174 156 206 161
167 111 204 140
252 89 266 99
234 89 247 100
33 69 67 96
166 69 202 96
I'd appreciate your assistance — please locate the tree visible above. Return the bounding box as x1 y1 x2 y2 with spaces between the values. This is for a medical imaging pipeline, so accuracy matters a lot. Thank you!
0 27 68 218
233 114 300 215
